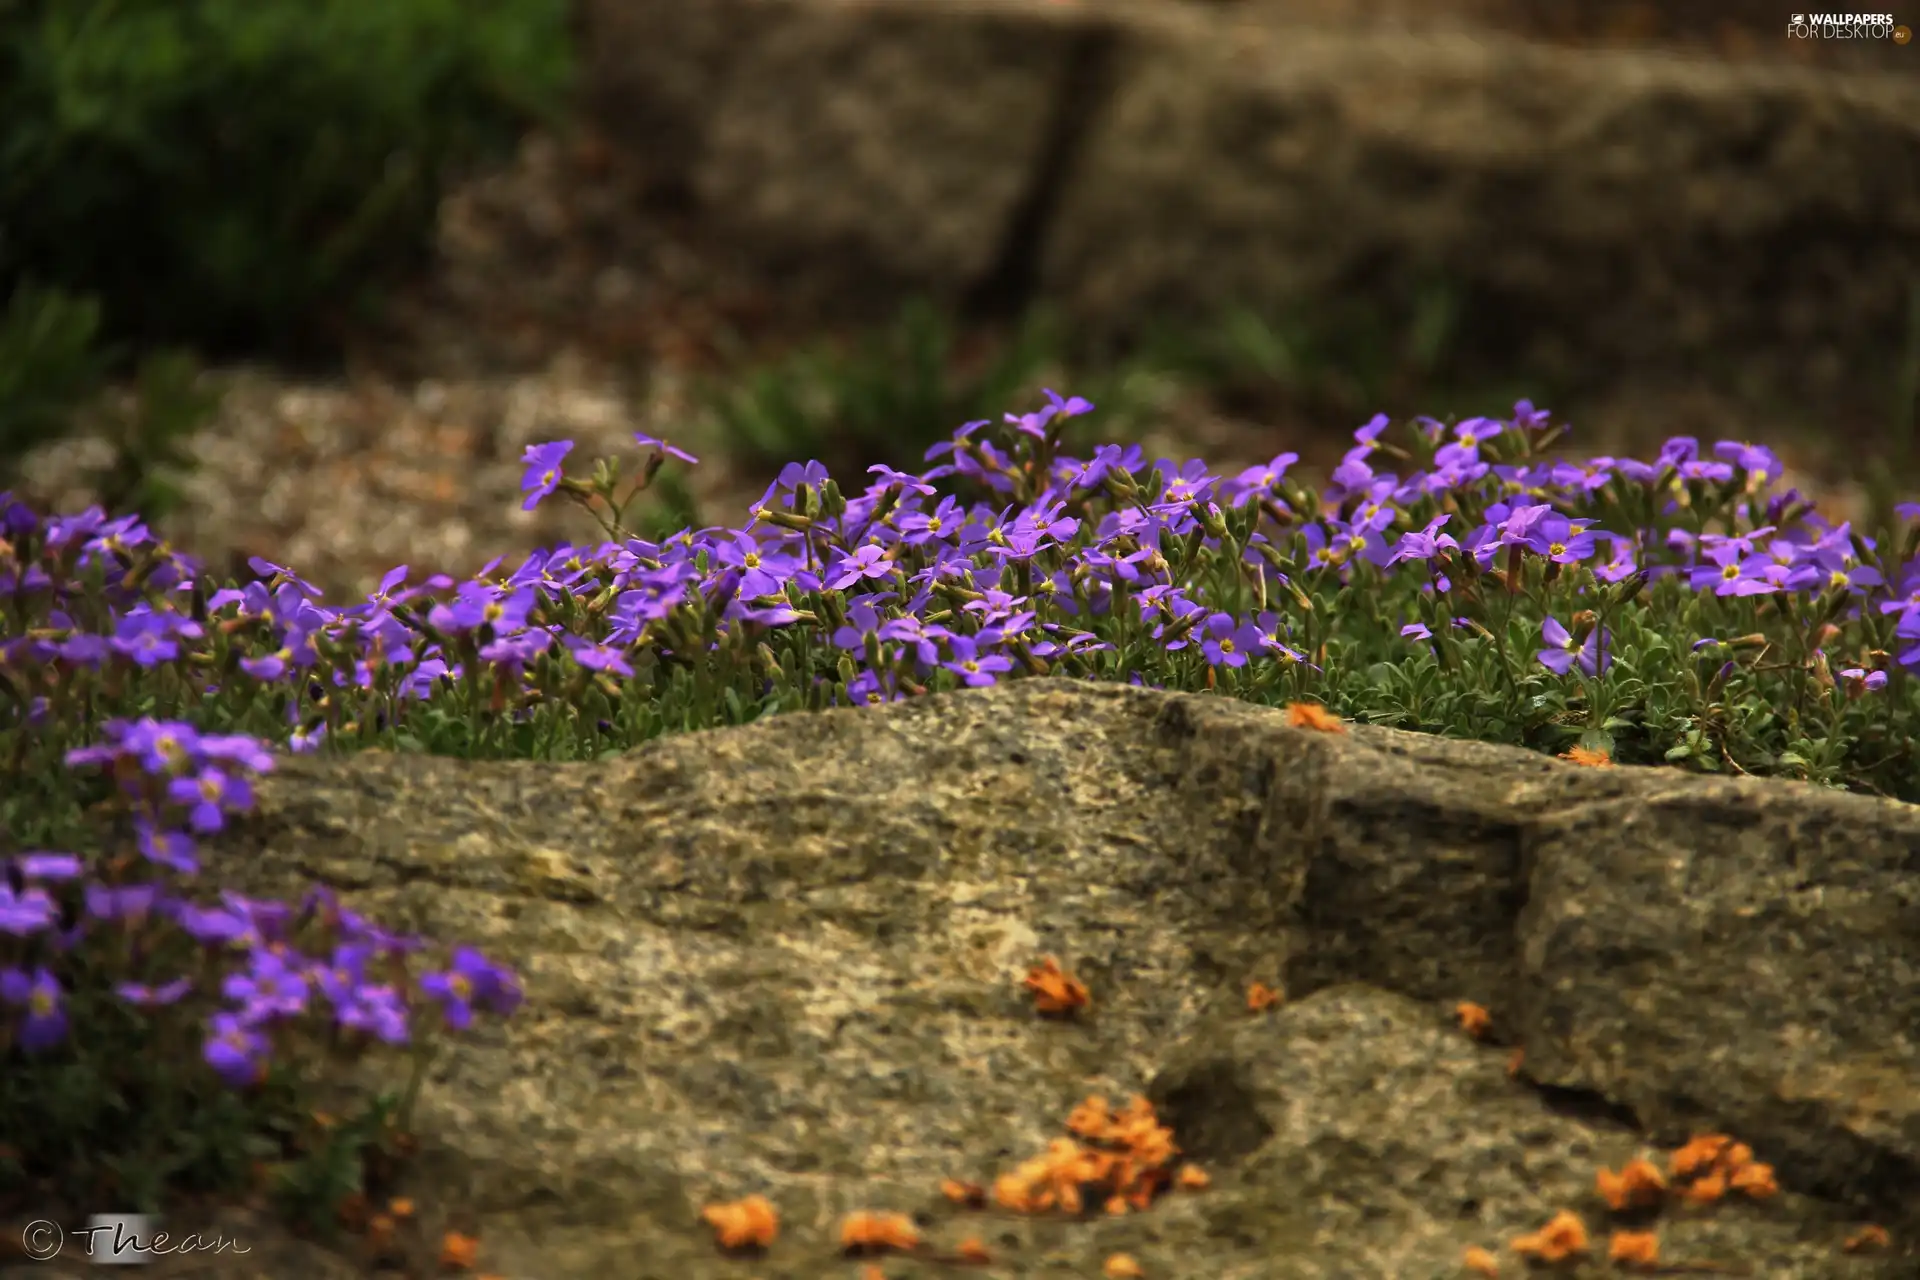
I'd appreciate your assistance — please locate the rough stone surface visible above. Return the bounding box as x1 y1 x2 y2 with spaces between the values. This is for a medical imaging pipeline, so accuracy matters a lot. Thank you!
25 678 1916 1278
580 0 1920 404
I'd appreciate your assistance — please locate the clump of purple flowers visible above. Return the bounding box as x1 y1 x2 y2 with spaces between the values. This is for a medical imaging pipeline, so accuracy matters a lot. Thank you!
20 718 520 1087
1 706 518 1105
5 390 1919 1210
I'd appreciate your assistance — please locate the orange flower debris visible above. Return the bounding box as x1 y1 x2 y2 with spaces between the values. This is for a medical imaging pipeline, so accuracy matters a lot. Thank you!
1247 980 1284 1012
1727 1160 1778 1199
839 1210 921 1255
437 1230 480 1272
699 1194 779 1251
1558 745 1614 767
1506 1046 1526 1078
991 1094 1187 1219
1843 1224 1890 1253
1668 1134 1732 1179
1607 1229 1661 1268
1024 954 1090 1016
940 1177 987 1208
1462 1244 1501 1277
954 1235 994 1264
1664 1132 1776 1204
1455 1000 1493 1039
1510 1209 1589 1263
1286 701 1346 733
1595 1157 1668 1211
1103 1253 1145 1278
1680 1170 1728 1206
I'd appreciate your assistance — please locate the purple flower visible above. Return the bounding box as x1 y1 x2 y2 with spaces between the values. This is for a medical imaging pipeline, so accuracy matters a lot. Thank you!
1491 503 1552 550
171 901 254 947
1199 613 1260 669
1035 387 1094 427
2 966 68 1052
825 544 893 591
1713 440 1781 481
88 882 162 925
109 608 201 668
1838 667 1888 695
420 946 518 1031
197 734 276 775
203 1012 270 1086
941 634 1014 687
1433 417 1504 468
135 818 200 875
238 643 295 682
519 440 574 511
565 635 635 676
100 718 201 777
479 628 553 673
335 984 412 1045
1656 436 1700 468
1689 544 1777 597
166 766 252 834
1226 452 1300 507
1537 617 1613 678
633 432 699 465
865 463 937 497
831 602 890 653
14 853 83 882
1593 534 1639 584
1677 458 1735 483
1071 443 1144 494
222 953 310 1020
709 531 803 598
752 460 832 518
1390 514 1459 566
431 581 535 635
117 977 195 1007
1154 459 1219 509
54 632 111 666
896 496 965 548
0 885 55 936
1525 515 1597 565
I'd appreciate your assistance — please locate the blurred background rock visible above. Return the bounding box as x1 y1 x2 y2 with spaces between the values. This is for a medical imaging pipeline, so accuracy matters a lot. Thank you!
5 0 1916 599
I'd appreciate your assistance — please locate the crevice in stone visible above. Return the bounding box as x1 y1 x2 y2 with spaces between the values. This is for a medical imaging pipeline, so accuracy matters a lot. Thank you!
1529 1080 1644 1133
960 21 1124 326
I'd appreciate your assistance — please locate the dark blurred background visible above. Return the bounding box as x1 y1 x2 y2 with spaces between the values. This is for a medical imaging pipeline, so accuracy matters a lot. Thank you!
2 0 1916 595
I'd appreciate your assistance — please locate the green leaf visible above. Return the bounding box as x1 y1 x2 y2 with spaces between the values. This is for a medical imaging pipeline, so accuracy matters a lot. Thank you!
1577 729 1615 756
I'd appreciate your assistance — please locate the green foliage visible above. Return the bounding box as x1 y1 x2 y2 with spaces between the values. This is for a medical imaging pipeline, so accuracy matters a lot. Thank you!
0 0 573 358
86 350 223 522
1123 278 1514 424
697 297 1109 475
0 283 217 523
694 284 1551 486
0 283 110 470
